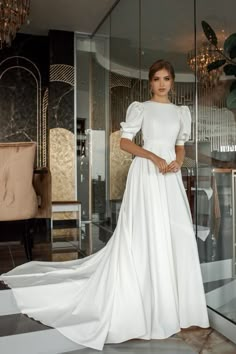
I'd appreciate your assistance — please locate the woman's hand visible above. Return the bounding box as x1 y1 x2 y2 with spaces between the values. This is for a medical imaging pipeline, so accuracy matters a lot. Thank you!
167 160 182 173
150 154 168 174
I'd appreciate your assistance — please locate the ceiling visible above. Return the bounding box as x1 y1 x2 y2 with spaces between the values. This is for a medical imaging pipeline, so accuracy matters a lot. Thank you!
21 0 236 45
18 0 236 75
20 0 118 36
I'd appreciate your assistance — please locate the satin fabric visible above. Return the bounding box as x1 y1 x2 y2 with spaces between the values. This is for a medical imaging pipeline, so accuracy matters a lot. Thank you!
1 101 209 351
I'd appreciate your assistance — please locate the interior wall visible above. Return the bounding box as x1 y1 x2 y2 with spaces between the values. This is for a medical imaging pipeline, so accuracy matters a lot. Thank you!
48 30 76 203
0 30 76 204
0 33 49 167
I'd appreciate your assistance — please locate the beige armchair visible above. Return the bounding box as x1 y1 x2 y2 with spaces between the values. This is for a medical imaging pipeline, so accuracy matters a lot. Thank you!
0 142 51 261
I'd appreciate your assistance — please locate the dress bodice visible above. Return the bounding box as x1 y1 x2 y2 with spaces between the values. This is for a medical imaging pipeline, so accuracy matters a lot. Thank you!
120 101 191 149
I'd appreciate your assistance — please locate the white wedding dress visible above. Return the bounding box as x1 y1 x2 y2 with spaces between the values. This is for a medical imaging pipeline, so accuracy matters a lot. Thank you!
1 101 209 351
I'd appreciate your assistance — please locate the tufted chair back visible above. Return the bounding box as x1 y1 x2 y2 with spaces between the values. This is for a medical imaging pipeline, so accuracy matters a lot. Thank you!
0 142 38 221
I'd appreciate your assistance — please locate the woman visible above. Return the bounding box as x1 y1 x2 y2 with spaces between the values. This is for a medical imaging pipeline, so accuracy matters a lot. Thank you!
1 59 209 351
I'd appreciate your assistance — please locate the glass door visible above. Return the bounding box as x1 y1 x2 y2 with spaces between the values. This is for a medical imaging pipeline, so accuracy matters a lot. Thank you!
195 0 236 335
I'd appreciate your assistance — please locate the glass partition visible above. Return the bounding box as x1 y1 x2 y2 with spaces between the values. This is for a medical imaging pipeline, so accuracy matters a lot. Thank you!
90 19 112 252
196 0 236 327
76 18 112 255
109 0 141 228
77 0 236 340
140 0 196 225
91 19 110 221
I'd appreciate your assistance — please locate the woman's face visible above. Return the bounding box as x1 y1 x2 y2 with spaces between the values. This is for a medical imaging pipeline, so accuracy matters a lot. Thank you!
150 68 173 98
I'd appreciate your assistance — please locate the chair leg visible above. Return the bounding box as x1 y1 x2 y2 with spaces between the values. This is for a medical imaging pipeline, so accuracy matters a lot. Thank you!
23 220 33 261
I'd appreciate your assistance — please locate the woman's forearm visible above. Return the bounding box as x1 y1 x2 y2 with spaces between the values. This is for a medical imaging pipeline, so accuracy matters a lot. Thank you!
121 138 176 174
120 138 154 161
175 145 185 167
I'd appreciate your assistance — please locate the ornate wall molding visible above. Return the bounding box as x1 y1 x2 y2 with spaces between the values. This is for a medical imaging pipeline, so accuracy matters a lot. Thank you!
0 55 47 167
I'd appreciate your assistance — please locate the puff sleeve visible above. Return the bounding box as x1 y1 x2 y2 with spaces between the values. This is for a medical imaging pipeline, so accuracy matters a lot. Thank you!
175 106 192 145
120 101 144 140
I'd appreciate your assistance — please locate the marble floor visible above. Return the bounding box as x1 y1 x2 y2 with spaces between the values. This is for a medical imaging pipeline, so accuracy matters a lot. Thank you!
0 309 236 354
1 222 236 354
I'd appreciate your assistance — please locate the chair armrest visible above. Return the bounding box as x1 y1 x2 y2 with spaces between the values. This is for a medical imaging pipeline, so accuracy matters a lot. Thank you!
33 168 52 218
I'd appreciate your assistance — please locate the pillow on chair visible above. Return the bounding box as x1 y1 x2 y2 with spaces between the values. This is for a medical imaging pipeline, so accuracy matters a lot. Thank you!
0 142 38 221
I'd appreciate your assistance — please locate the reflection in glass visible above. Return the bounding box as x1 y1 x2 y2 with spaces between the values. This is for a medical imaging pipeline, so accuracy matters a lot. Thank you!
76 0 236 336
196 0 236 326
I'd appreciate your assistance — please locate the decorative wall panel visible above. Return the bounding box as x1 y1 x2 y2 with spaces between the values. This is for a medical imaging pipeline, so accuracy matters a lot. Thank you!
0 34 49 167
0 31 76 202
110 131 132 200
50 127 75 202
48 31 75 202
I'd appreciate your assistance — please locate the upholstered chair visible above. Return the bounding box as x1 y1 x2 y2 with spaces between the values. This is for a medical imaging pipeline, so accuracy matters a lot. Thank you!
0 142 51 261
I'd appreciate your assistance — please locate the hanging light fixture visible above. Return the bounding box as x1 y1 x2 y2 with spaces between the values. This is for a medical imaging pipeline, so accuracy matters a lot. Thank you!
0 0 30 49
187 42 223 88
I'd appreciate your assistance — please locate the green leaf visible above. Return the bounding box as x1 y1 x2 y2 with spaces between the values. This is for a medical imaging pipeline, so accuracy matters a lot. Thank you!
229 46 236 59
226 89 236 109
201 21 218 46
224 33 236 58
230 81 236 92
207 59 226 72
224 64 236 76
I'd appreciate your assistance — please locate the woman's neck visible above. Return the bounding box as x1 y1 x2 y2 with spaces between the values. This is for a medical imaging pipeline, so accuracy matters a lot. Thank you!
151 94 170 103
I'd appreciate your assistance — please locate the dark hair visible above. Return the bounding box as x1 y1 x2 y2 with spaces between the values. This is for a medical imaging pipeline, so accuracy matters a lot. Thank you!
149 59 175 82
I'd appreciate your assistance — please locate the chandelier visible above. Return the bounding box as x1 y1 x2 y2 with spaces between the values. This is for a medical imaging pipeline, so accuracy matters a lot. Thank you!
187 42 223 88
0 0 30 49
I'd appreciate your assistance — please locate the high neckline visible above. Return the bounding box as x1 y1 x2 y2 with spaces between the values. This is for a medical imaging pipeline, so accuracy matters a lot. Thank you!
147 100 173 105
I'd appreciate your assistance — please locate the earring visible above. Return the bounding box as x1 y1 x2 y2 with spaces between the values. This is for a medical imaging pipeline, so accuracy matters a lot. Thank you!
169 86 175 98
149 87 153 98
